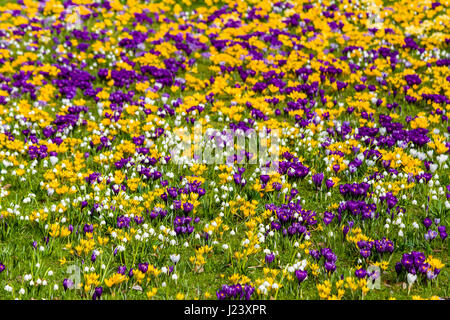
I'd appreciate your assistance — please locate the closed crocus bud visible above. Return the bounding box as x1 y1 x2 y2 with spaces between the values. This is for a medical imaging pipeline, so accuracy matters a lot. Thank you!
312 173 324 188
260 175 270 184
343 225 350 238
395 262 403 274
92 287 103 300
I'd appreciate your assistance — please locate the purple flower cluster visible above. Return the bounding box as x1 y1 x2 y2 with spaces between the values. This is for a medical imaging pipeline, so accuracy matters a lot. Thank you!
404 74 422 86
309 247 337 273
233 167 247 187
173 215 195 235
63 278 74 291
161 181 206 202
117 215 131 229
379 192 398 209
357 238 394 259
278 155 310 179
423 218 447 241
395 251 440 280
337 200 377 221
27 144 49 160
83 223 94 234
148 207 168 220
339 182 370 199
267 201 317 237
216 283 255 300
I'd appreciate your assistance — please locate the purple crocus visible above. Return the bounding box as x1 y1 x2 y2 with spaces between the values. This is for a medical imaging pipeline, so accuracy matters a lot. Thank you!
324 261 337 273
92 287 103 300
63 278 74 291
138 262 149 273
424 229 438 241
183 202 194 213
265 253 275 264
312 172 324 188
260 174 270 184
83 224 94 234
325 179 334 190
118 265 127 275
360 248 371 258
423 217 433 229
355 268 367 279
295 269 308 283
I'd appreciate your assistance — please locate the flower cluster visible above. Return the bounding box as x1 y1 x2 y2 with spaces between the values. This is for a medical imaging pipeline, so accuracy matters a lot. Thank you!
395 251 444 281
310 248 337 274
216 284 255 300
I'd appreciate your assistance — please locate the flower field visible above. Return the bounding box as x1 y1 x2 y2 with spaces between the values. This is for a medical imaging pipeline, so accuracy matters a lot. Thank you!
0 0 448 300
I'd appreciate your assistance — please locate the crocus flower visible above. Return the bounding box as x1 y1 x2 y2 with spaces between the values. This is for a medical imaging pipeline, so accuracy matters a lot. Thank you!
118 265 127 275
325 179 334 190
92 287 103 300
424 229 438 241
407 273 417 285
355 268 367 279
63 278 74 291
295 269 308 283
324 261 337 273
360 248 371 258
423 217 433 229
265 253 275 264
170 254 181 264
260 174 270 184
138 262 149 273
312 172 324 188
